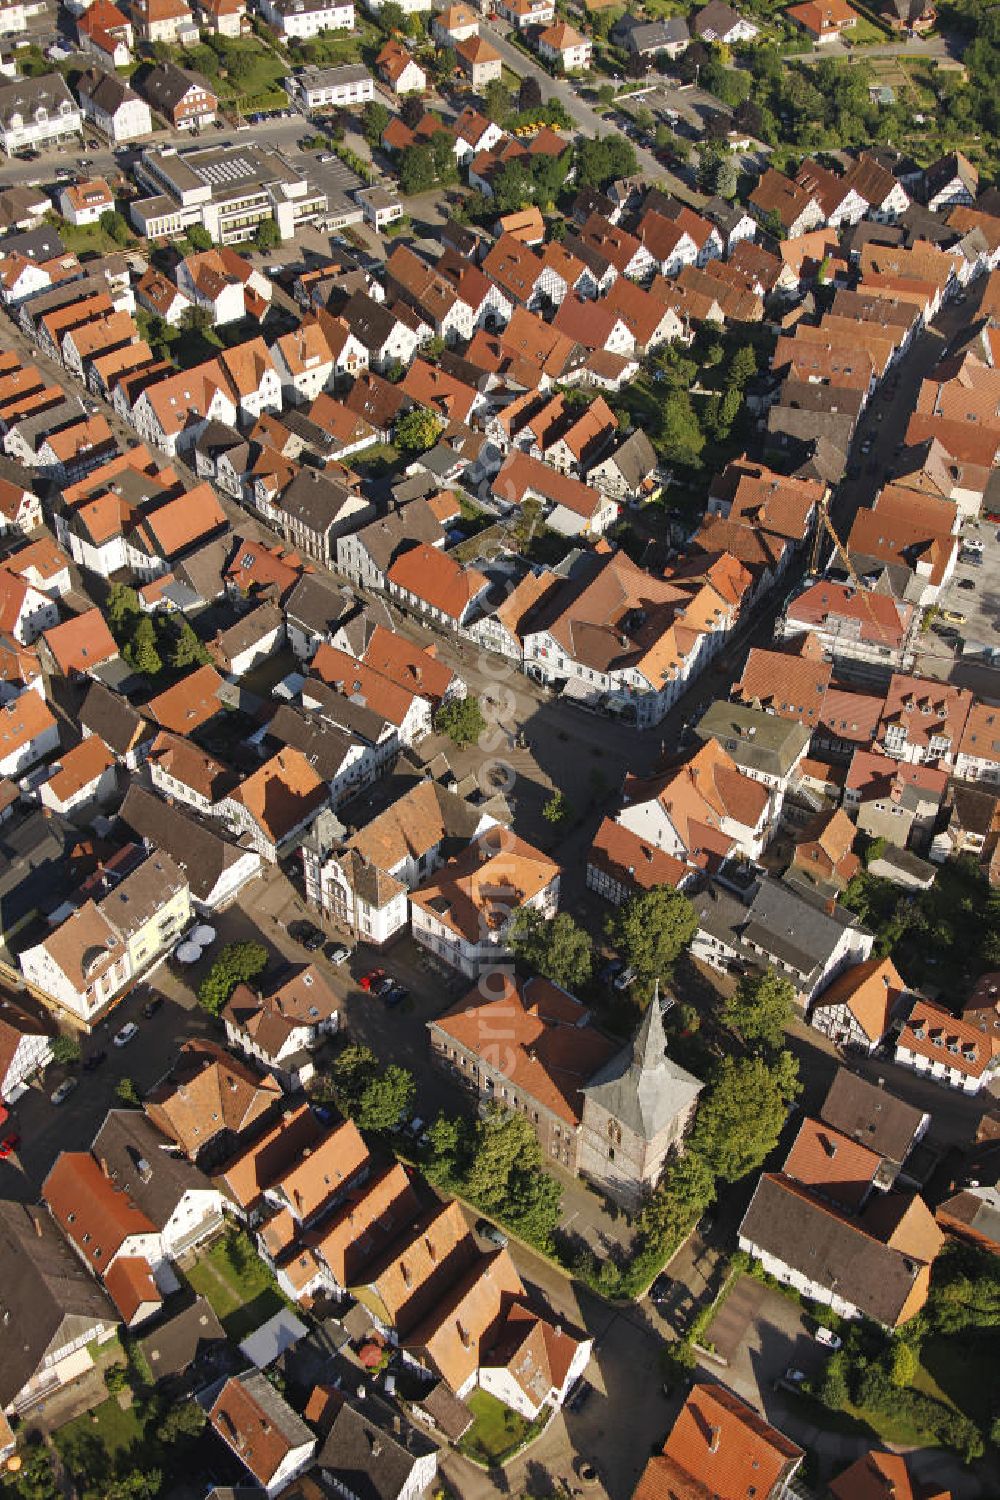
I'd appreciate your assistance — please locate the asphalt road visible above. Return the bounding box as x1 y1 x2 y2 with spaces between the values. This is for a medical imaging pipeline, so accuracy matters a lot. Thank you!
481 22 701 203
0 115 309 193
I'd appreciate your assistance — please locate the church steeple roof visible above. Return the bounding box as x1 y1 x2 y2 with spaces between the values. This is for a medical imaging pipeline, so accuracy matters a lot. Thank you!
583 982 702 1141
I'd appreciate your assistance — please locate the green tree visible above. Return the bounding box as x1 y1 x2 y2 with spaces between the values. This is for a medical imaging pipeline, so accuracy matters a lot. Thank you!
5 1446 59 1500
159 1401 206 1444
720 970 795 1050
198 941 269 1015
660 390 705 466
104 1476 163 1500
395 405 442 452
115 1077 141 1107
379 0 404 30
816 1350 849 1408
691 1052 799 1182
434 696 486 747
186 223 213 251
49 1033 80 1066
612 886 698 996
429 128 458 185
170 618 210 670
395 141 434 196
98 208 130 246
362 98 391 148
889 1339 918 1387
423 1111 466 1183
461 1106 563 1244
326 1044 416 1131
518 75 543 113
180 303 214 335
104 1363 129 1394
716 153 739 199
483 78 512 123
542 789 572 827
124 615 162 678
254 218 281 253
491 160 533 214
105 582 140 638
635 1150 715 1251
510 907 593 991
727 343 757 390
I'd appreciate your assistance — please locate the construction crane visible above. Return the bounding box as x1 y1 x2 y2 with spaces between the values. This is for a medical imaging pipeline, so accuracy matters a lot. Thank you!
806 490 911 656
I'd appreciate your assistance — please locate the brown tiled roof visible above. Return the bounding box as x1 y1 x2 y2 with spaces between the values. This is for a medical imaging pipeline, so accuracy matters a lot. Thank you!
311 642 423 728
404 1246 525 1392
648 1383 802 1500
312 1163 420 1287
147 663 225 734
147 729 233 804
354 1199 478 1332
898 995 1000 1080
269 1118 369 1222
217 1102 324 1213
209 1373 312 1488
433 973 616 1125
44 1152 156 1273
228 747 328 845
42 608 117 675
387 542 487 623
146 1038 282 1161
589 816 687 895
783 1115 881 1210
829 1451 950 1500
409 826 559 945
104 1255 162 1325
44 737 114 803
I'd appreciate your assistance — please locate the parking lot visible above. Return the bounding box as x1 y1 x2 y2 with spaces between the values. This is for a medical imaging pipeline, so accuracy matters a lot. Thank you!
912 518 1000 694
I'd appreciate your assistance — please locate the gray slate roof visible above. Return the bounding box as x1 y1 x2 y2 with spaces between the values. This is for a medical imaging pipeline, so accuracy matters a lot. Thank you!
137 1295 231 1383
820 1067 925 1166
583 992 701 1141
740 1173 926 1328
91 1110 216 1228
119 783 259 904
0 1199 114 1406
695 701 811 780
318 1394 436 1500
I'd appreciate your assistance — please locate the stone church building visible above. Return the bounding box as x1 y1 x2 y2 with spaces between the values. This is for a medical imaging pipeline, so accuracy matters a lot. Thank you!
429 974 702 1213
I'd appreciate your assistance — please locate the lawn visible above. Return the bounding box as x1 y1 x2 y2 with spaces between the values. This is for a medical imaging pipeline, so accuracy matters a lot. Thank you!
456 1389 547 1466
54 1396 149 1470
844 14 891 43
185 1230 289 1341
55 218 135 255
912 1335 1000 1431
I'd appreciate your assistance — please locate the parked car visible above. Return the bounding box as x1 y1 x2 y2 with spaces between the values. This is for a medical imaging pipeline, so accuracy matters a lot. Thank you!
50 1078 78 1105
113 1022 139 1048
290 919 325 951
0 1130 20 1158
142 994 163 1019
567 1379 593 1413
83 1049 107 1072
958 578 976 590
373 975 396 998
612 964 637 992
384 984 408 1007
814 1326 842 1349
328 944 351 965
650 1273 673 1305
476 1217 508 1247
360 968 386 991
784 1366 807 1384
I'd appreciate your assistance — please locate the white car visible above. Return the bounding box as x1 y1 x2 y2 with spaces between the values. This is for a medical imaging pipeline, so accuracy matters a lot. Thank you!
113 1022 139 1048
50 1078 78 1105
328 945 350 965
814 1326 842 1349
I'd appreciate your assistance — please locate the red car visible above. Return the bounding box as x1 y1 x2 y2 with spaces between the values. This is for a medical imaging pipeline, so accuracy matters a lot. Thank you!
0 1131 20 1159
360 968 386 992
